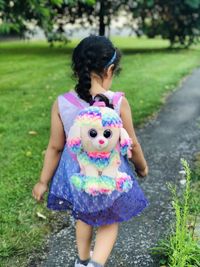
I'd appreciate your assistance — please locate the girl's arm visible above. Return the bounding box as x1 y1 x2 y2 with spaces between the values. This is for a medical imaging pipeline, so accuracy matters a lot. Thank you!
120 96 148 177
32 99 65 201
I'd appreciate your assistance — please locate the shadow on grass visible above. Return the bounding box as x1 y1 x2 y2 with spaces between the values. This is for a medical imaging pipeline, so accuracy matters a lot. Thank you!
0 44 74 56
0 42 193 57
120 47 191 55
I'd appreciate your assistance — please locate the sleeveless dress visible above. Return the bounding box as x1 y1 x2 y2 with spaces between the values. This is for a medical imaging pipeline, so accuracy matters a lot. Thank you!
47 90 149 226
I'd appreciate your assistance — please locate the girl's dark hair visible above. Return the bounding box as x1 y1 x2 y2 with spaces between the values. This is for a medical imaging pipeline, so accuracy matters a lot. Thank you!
71 35 122 104
90 94 114 109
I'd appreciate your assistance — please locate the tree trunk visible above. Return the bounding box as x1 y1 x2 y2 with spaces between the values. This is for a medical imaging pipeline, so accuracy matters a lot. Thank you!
99 0 105 36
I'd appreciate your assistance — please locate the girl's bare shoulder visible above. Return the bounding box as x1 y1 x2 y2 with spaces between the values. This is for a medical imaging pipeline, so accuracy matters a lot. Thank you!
120 96 131 114
51 97 60 117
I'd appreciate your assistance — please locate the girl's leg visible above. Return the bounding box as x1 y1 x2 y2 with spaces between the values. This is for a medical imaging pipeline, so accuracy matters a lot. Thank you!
76 219 93 261
91 222 119 266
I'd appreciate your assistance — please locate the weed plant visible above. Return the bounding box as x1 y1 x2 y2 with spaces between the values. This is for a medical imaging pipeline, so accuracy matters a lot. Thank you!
151 159 200 267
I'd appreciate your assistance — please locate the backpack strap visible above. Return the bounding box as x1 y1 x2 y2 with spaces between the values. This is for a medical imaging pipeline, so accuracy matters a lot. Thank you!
112 91 124 107
63 91 124 109
63 92 85 109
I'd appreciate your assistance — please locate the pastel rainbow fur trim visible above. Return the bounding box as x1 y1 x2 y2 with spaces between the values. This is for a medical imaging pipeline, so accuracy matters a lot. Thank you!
120 138 132 155
116 173 133 192
85 175 116 196
75 106 122 128
70 173 133 196
67 137 82 153
70 174 116 196
87 151 111 159
78 150 118 171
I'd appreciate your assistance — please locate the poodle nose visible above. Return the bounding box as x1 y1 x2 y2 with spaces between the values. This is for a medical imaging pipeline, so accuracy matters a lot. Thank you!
99 139 105 144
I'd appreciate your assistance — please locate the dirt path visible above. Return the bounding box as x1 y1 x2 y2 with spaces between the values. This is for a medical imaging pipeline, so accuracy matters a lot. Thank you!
39 68 200 267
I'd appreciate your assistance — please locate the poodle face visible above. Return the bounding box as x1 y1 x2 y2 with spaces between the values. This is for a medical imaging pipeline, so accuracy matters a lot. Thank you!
81 125 120 152
67 106 132 155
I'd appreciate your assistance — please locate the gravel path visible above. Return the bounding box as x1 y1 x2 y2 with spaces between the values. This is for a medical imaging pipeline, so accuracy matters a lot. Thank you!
39 68 200 267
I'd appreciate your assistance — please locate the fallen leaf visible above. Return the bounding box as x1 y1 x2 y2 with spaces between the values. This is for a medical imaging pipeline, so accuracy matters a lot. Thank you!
28 131 38 135
36 212 47 220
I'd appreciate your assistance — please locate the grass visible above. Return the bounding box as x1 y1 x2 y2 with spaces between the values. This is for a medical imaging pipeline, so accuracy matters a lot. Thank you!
169 160 200 266
151 152 200 266
1 36 200 266
189 153 200 216
151 160 200 266
170 161 194 266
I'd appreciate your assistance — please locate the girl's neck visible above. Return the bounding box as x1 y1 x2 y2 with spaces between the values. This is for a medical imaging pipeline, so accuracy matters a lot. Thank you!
90 75 110 96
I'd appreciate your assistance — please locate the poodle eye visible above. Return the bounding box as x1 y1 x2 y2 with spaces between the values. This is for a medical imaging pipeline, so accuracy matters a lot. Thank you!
103 129 112 139
88 129 98 138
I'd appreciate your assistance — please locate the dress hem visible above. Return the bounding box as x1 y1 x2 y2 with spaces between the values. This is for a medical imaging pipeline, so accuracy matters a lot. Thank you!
47 193 149 226
72 201 149 226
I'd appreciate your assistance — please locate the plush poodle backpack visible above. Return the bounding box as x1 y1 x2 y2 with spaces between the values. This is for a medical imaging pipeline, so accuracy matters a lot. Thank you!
66 92 133 196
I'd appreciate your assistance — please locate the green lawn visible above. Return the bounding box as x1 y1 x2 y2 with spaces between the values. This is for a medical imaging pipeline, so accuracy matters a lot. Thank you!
0 37 200 266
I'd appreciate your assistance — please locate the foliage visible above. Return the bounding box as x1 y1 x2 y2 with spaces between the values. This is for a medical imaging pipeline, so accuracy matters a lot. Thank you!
0 0 94 43
151 159 200 266
1 37 200 266
37 0 122 38
1 1 200 46
0 0 56 38
127 0 200 47
189 154 200 215
0 0 124 39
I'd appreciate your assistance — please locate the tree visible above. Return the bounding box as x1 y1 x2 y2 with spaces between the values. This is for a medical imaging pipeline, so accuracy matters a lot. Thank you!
0 0 53 37
55 0 200 46
0 0 124 41
127 0 200 47
0 0 95 42
46 0 123 37
1 0 200 47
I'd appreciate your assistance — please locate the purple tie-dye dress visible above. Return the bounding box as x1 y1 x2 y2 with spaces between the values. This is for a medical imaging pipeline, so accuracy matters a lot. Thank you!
47 90 149 226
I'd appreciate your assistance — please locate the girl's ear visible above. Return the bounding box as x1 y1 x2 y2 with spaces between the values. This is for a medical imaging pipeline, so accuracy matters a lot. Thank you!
119 128 132 156
67 124 82 154
104 64 114 78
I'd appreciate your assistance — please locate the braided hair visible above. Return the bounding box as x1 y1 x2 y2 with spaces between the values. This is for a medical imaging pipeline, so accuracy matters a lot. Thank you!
90 94 114 109
71 35 122 104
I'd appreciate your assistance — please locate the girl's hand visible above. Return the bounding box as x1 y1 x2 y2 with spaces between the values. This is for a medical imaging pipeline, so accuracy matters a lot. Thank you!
136 165 149 178
32 181 48 202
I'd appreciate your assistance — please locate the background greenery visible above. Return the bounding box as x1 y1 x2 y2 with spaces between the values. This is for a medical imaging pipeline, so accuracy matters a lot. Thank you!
1 37 200 266
1 0 200 46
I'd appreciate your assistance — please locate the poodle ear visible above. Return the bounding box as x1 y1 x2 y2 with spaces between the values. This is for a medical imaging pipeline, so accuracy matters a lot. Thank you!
119 128 132 156
67 124 82 154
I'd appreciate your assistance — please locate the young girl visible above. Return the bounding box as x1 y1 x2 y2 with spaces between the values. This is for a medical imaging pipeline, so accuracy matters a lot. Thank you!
32 35 149 267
